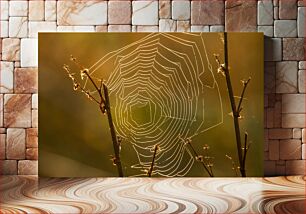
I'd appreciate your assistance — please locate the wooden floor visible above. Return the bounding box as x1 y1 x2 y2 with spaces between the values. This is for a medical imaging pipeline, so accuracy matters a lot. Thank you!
0 176 305 213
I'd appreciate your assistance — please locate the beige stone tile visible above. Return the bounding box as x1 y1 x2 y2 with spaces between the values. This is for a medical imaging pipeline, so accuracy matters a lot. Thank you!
159 1 171 19
26 128 38 148
14 68 38 93
298 70 305 93
6 128 26 159
0 21 8 38
45 1 57 21
108 25 131 32
29 21 57 38
258 26 273 37
177 21 190 32
32 94 38 109
0 1 9 20
172 1 190 20
18 160 38 175
0 160 17 175
258 0 273 25
191 25 209 32
302 129 306 143
299 61 306 70
280 139 302 160
282 114 305 128
32 110 38 128
302 144 306 159
20 38 38 67
9 1 28 17
274 20 297 37
136 26 159 32
0 61 14 93
57 26 95 32
29 1 45 21
282 94 305 113
293 128 302 139
268 128 292 139
9 17 28 38
2 38 20 61
298 7 305 37
132 1 158 25
159 19 176 32
274 6 279 20
285 160 305 175
95 26 108 32
57 1 107 25
210 25 224 32
276 61 298 93
108 1 131 24
4 94 31 128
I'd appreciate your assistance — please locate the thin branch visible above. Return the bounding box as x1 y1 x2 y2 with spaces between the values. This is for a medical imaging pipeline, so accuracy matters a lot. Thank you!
225 154 239 176
148 144 159 177
185 139 214 177
103 83 124 177
237 78 251 114
223 32 245 177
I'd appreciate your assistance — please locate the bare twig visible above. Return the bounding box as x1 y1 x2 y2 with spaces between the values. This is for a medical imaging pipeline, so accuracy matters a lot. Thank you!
148 144 159 177
237 78 251 114
103 83 124 177
214 33 252 177
185 138 214 177
226 154 239 176
63 56 124 177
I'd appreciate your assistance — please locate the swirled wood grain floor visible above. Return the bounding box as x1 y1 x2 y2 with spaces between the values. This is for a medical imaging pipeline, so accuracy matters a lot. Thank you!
0 176 305 214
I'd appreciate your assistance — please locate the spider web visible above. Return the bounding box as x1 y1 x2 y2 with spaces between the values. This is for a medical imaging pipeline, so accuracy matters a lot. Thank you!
86 33 223 177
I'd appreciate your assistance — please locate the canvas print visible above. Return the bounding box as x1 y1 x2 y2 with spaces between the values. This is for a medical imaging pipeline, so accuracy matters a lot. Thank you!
39 33 263 177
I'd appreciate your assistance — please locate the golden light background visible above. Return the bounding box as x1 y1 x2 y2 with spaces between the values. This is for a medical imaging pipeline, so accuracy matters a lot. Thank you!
39 33 263 177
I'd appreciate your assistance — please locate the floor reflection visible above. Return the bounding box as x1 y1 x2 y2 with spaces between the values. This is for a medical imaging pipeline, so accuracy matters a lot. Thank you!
0 176 305 213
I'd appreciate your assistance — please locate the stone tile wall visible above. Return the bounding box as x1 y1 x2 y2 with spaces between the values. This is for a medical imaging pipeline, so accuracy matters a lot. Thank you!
0 0 305 176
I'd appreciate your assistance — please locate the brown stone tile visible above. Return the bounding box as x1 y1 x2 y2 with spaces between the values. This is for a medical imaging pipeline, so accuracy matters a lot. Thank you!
6 128 26 160
108 1 131 24
14 68 38 93
0 160 17 175
302 128 306 143
159 1 171 19
4 94 31 128
268 140 279 160
276 61 298 93
283 38 305 61
225 0 257 32
276 164 286 176
280 139 302 160
266 108 274 128
26 128 38 148
2 38 20 61
282 114 305 128
264 160 276 176
108 25 131 32
286 160 305 175
298 70 305 93
279 0 297 19
0 134 5 159
268 128 292 139
18 160 38 175
273 100 282 128
0 128 6 134
0 94 3 127
191 0 224 25
26 148 38 160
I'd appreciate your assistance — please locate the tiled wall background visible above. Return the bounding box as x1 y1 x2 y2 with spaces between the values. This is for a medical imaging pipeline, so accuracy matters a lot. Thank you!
0 0 305 176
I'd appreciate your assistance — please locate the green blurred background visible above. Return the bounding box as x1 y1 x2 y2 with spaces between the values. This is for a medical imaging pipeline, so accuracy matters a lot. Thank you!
39 33 263 177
